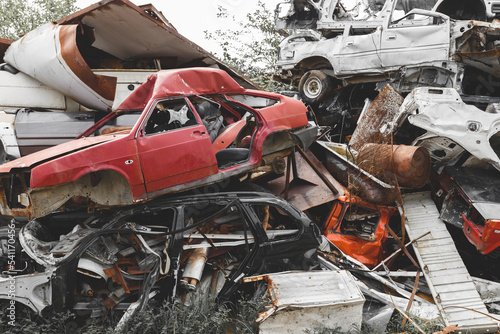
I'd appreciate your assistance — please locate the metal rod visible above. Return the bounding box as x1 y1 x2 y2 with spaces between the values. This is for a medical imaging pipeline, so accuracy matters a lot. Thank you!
372 231 430 271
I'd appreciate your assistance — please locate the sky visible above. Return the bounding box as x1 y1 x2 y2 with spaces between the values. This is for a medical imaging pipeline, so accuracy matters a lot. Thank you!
75 0 281 56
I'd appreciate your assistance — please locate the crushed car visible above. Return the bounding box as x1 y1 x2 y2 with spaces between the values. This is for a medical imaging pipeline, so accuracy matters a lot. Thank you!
0 192 321 327
0 0 259 164
274 0 500 128
0 67 317 219
389 86 500 172
433 166 500 256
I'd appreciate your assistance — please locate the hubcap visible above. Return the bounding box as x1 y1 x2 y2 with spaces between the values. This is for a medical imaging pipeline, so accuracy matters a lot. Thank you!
303 76 322 99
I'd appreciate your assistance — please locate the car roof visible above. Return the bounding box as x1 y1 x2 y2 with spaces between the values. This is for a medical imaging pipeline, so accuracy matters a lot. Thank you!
117 67 246 110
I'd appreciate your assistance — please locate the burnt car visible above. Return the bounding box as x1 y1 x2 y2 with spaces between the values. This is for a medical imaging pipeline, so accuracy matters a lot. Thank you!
0 68 318 219
434 166 500 255
0 192 321 327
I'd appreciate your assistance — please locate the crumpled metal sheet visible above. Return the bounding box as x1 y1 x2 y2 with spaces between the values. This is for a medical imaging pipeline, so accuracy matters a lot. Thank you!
454 48 500 78
252 270 365 334
349 85 404 151
401 87 500 171
117 68 245 110
5 23 117 111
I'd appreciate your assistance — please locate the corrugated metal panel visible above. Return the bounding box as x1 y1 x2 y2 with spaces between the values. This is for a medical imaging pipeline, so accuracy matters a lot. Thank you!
403 192 498 333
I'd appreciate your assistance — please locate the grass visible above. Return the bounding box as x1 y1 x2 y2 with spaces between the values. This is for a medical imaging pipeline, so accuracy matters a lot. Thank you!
0 294 447 334
0 294 265 334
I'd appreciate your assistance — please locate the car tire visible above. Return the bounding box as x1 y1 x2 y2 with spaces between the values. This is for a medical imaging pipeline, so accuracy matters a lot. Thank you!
298 70 332 106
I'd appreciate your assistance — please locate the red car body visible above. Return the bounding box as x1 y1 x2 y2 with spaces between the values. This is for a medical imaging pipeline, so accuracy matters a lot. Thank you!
0 68 316 218
323 194 397 268
434 166 500 255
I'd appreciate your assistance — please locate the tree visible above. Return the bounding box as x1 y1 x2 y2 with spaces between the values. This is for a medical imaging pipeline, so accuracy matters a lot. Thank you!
205 1 287 92
0 0 79 40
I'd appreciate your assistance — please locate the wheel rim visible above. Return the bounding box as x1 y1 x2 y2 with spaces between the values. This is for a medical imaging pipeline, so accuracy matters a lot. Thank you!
303 76 323 99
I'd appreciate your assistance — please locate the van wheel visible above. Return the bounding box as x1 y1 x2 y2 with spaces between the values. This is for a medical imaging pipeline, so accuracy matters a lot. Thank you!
298 70 332 105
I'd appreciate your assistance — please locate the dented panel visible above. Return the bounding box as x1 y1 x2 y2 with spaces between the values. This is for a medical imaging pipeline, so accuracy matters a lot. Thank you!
398 87 500 171
5 23 117 111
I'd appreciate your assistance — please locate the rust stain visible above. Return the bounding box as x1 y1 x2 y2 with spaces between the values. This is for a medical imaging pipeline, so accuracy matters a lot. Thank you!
242 276 265 283
358 144 431 188
58 25 117 102
349 85 404 151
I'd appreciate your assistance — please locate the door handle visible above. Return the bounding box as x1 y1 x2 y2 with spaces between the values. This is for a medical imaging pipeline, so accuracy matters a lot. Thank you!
191 130 206 137
387 35 397 40
346 41 354 46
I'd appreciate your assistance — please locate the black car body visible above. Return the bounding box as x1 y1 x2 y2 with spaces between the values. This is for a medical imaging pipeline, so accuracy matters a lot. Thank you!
0 192 321 325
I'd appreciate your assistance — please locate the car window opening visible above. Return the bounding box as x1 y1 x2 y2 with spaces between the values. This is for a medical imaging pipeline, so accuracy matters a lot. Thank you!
145 99 198 135
188 95 260 169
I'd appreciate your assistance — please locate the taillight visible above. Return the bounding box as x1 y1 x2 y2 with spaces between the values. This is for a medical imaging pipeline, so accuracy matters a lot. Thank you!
486 220 500 234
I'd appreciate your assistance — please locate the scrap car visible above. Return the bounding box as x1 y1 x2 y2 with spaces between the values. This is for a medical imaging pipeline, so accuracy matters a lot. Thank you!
433 166 500 256
322 194 398 268
0 192 321 327
0 0 260 164
274 0 500 128
0 67 317 219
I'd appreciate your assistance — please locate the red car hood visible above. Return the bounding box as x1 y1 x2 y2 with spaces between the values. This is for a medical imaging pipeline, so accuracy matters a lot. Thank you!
0 135 121 173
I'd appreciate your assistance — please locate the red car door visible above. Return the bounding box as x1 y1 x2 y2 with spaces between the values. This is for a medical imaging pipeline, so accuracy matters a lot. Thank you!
136 97 218 195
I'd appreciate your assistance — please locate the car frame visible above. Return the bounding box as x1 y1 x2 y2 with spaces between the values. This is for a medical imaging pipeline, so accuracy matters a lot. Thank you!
0 68 317 219
275 0 500 109
434 166 500 255
0 192 322 325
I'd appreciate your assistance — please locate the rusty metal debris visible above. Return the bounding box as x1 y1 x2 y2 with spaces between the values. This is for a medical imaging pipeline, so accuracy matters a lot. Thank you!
357 143 431 188
349 85 405 151
246 270 365 333
1 0 500 333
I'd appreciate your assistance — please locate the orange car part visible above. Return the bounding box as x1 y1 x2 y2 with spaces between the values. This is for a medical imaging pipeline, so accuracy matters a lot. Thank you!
323 195 397 268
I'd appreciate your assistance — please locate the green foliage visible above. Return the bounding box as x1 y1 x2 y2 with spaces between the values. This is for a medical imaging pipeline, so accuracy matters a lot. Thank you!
0 0 79 40
205 1 287 92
